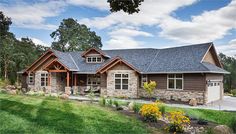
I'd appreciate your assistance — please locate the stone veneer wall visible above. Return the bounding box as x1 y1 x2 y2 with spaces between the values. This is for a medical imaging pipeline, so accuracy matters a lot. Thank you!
106 70 138 98
138 88 205 104
28 71 66 94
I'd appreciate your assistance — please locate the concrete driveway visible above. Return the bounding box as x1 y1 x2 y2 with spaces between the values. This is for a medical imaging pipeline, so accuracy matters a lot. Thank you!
166 96 236 111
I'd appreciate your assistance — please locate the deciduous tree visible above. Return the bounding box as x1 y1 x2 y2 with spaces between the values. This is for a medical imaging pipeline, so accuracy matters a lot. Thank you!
50 18 102 52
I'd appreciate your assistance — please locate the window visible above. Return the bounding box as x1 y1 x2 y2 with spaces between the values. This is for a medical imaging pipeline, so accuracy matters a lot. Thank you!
86 56 103 63
28 73 34 84
41 73 48 86
87 74 101 85
168 74 183 90
141 74 148 87
115 73 129 90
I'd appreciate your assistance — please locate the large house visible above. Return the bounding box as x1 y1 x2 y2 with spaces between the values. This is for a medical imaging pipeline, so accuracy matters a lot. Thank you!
20 42 229 104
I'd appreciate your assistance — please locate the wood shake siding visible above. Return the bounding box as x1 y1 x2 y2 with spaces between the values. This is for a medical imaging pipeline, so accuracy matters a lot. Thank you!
184 74 206 91
148 74 167 89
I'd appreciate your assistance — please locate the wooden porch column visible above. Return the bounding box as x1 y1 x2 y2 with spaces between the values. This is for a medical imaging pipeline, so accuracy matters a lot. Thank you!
67 71 70 87
74 74 77 86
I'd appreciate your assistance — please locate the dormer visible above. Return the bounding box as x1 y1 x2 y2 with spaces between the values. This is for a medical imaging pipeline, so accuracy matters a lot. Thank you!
81 48 110 63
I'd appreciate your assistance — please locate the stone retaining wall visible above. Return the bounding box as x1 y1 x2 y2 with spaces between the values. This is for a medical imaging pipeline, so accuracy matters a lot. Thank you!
138 88 205 104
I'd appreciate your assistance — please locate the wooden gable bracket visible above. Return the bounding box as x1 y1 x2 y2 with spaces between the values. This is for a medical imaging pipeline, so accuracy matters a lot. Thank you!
42 58 70 72
96 57 140 74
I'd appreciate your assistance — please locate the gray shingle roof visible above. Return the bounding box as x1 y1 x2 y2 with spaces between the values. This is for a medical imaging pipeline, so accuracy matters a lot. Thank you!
52 43 229 74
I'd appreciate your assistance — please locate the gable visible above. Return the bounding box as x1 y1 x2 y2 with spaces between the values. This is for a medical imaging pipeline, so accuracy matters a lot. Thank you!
202 45 222 68
97 57 140 74
25 50 57 73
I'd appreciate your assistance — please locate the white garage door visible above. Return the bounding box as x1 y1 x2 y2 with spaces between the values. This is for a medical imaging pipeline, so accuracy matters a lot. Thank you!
207 81 221 103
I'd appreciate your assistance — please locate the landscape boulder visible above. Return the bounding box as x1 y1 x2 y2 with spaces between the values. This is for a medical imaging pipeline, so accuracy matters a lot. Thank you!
8 90 17 95
128 102 134 111
213 125 232 134
5 85 16 90
60 93 69 100
189 98 197 106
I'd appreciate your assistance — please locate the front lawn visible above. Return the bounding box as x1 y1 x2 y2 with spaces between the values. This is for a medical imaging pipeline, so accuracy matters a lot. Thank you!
0 93 150 134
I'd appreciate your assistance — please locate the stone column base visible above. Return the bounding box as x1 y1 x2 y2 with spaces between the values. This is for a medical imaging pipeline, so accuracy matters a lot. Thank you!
46 86 52 94
65 87 71 95
72 86 79 95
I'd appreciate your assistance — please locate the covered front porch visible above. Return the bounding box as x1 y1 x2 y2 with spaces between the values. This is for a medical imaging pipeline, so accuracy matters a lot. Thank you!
44 60 102 95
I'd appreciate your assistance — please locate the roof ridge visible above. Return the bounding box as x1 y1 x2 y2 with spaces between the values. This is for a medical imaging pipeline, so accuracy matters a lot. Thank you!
69 53 79 71
161 42 212 50
145 50 160 72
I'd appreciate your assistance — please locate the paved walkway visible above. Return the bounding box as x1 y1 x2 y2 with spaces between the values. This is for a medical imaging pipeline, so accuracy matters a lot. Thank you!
69 95 236 111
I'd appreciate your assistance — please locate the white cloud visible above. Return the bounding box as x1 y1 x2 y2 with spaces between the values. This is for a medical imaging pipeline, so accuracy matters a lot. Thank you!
79 0 197 29
105 27 153 49
216 39 236 57
66 0 109 10
109 28 153 37
105 36 144 49
31 37 50 47
159 0 236 43
0 1 66 30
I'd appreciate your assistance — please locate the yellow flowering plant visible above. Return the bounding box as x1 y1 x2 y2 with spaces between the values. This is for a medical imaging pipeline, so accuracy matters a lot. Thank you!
166 110 190 133
139 102 162 122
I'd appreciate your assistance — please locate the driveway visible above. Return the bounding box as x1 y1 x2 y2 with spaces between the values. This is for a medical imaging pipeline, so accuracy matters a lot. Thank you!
70 95 236 111
166 96 236 111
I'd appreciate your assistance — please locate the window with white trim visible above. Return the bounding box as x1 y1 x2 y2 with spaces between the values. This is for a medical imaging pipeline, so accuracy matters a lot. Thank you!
86 56 103 63
41 73 48 86
141 74 147 87
87 74 101 85
115 73 129 90
28 73 34 84
168 74 183 90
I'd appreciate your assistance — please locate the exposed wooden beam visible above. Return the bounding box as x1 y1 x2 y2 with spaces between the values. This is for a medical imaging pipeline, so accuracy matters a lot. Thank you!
31 53 55 72
48 70 67 72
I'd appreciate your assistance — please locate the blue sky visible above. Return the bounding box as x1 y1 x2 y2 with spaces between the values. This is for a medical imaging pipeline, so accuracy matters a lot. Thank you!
1 0 235 56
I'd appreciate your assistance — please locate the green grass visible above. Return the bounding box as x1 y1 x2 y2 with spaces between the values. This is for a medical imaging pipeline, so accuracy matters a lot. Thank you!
165 106 236 128
0 93 150 134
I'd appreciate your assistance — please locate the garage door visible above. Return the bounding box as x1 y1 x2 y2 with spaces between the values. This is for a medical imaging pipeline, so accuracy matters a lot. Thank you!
207 81 221 103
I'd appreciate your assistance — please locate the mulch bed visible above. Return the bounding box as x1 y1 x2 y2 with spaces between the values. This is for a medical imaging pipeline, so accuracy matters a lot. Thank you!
115 108 218 133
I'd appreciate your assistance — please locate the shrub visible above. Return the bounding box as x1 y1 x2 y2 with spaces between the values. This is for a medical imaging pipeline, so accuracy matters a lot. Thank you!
143 80 157 98
99 97 106 106
139 103 162 122
0 79 9 88
159 105 166 117
107 99 113 106
231 89 236 97
133 103 142 113
229 117 236 132
113 100 119 107
166 111 190 133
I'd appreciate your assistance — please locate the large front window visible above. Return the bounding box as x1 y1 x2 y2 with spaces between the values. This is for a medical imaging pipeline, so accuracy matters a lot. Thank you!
41 73 48 86
168 74 183 90
87 74 101 85
115 73 129 90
